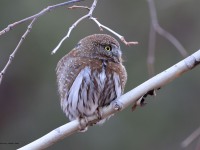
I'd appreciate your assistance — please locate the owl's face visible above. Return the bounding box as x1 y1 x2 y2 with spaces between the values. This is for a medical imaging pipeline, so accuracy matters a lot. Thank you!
76 34 122 63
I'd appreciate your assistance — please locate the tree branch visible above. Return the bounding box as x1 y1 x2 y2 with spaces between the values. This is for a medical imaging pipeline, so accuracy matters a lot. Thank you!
18 49 200 150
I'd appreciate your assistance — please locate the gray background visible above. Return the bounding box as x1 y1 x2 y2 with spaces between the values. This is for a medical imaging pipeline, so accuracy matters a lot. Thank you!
0 0 200 149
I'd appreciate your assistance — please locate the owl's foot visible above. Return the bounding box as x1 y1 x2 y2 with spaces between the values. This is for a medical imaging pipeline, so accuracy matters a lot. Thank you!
87 107 103 126
131 89 157 111
78 116 88 132
131 96 147 111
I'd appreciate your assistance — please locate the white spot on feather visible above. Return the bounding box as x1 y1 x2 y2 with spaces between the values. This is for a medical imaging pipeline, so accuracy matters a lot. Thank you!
99 68 106 83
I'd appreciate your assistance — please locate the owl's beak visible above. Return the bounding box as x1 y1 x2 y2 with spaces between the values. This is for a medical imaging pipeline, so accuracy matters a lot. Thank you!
112 47 122 62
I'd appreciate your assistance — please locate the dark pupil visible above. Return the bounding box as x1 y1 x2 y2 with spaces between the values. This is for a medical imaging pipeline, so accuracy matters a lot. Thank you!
105 46 111 50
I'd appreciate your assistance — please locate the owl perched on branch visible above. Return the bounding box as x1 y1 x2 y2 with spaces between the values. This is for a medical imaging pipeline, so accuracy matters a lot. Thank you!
56 34 127 128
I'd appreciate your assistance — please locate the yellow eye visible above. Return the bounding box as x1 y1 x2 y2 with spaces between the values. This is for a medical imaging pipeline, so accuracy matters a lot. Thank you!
104 45 112 51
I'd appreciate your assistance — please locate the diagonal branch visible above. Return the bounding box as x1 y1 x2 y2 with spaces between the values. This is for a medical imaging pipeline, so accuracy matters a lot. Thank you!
18 49 200 150
147 0 188 76
0 19 37 84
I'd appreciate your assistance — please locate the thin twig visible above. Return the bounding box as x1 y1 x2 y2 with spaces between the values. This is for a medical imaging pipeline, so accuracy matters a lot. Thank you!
147 0 188 75
68 5 90 10
182 126 200 148
90 17 138 46
18 49 200 150
0 0 84 36
0 19 37 84
51 0 98 54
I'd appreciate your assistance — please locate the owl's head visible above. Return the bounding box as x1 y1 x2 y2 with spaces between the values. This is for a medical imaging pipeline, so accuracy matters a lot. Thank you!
76 34 122 63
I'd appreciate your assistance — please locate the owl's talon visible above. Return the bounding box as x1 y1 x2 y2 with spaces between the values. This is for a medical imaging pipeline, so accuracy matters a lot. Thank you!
136 96 147 106
78 116 88 132
131 96 147 111
144 89 156 97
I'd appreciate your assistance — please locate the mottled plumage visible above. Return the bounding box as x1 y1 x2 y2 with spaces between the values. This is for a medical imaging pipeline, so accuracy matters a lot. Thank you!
56 34 127 124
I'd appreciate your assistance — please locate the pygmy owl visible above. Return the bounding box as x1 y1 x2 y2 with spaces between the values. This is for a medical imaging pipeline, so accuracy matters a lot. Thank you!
56 34 127 127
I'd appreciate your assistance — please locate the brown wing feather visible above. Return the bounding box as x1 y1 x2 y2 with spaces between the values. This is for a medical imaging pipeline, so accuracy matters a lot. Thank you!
107 61 127 93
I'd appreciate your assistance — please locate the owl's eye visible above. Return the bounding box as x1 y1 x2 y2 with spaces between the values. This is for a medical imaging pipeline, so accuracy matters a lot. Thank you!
104 45 112 51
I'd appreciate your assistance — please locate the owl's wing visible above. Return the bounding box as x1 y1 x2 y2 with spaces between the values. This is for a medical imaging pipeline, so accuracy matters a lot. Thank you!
56 54 88 99
107 61 127 93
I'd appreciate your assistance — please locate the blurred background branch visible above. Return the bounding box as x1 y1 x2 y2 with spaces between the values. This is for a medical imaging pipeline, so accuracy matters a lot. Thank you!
147 0 188 76
182 126 200 149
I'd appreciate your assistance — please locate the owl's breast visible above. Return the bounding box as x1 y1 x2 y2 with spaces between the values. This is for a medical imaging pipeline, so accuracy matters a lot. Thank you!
57 57 128 121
